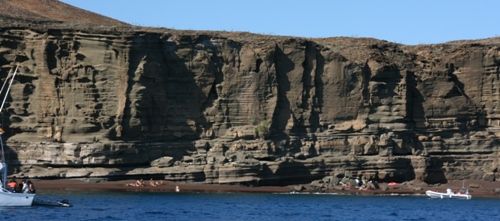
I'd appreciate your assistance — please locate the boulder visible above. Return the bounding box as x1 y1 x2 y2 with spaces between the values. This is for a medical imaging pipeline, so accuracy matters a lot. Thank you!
150 156 174 168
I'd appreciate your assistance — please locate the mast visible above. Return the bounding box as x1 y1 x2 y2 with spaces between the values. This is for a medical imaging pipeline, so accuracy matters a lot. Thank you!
0 68 13 99
0 65 18 188
0 65 18 112
0 135 6 188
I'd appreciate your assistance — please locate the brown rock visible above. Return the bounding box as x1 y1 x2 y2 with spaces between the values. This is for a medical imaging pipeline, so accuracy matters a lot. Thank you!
0 1 497 187
150 156 174 168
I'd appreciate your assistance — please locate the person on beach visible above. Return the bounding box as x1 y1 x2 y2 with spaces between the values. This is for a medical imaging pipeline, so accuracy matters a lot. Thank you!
126 179 145 188
148 179 157 187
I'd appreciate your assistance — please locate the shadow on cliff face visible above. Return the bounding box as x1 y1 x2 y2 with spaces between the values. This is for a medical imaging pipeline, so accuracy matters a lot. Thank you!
424 157 448 184
266 45 298 158
122 36 211 141
267 43 327 150
106 34 225 177
1 139 21 176
291 42 326 135
445 64 488 131
309 46 324 133
382 158 416 183
406 71 426 130
1 122 20 175
0 68 21 176
269 45 293 140
122 36 222 136
258 160 318 186
118 34 222 144
369 64 401 101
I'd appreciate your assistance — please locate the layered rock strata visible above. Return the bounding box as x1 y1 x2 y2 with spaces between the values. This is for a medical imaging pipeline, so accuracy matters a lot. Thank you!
0 27 498 185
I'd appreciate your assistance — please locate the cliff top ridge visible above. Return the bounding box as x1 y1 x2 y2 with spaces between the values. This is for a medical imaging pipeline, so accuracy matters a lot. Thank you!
0 0 127 26
0 0 499 47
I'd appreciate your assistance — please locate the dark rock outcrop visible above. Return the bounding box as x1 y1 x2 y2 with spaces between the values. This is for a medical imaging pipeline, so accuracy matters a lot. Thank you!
0 15 497 186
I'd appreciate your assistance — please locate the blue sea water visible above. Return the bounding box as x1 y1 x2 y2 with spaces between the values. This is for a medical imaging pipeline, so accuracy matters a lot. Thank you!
0 192 499 221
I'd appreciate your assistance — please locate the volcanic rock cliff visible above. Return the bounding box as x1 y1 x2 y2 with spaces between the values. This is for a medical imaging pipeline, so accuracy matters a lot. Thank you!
0 3 498 186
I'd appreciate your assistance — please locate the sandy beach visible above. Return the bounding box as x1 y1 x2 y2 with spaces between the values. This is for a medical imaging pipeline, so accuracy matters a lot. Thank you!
33 179 291 193
31 179 500 198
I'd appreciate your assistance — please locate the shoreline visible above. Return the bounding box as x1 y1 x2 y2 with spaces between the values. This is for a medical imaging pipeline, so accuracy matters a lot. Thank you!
30 179 500 198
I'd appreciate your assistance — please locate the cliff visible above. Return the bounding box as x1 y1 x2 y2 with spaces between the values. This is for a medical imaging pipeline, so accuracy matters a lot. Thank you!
0 4 497 186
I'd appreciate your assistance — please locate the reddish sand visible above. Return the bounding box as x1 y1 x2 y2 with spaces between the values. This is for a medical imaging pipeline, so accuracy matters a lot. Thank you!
33 179 290 194
30 179 500 198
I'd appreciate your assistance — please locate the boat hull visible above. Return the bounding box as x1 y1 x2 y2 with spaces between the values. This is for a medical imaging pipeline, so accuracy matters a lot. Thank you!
0 191 35 206
425 190 471 200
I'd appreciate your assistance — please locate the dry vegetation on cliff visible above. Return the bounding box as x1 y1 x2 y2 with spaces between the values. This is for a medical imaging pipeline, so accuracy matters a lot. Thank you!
0 0 127 26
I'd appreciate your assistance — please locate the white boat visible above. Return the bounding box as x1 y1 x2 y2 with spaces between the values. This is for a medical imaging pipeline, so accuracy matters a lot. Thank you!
0 65 36 206
0 189 35 206
425 188 471 200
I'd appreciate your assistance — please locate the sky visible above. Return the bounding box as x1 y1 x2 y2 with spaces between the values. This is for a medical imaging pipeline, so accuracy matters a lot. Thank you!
62 0 499 45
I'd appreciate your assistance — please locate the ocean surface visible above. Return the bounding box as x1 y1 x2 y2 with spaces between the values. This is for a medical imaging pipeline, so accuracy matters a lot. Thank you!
0 192 498 221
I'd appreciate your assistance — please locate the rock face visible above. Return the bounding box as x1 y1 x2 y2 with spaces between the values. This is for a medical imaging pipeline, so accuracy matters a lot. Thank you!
0 26 498 185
